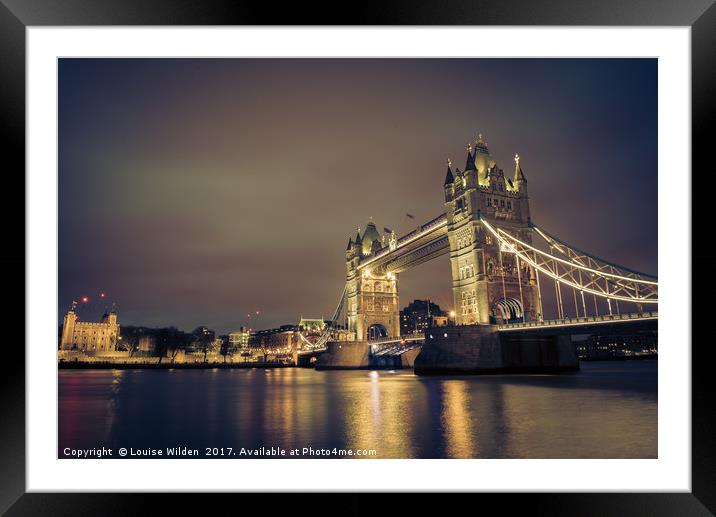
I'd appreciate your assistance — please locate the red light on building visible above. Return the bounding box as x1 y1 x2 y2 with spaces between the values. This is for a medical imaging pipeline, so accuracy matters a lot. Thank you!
81 296 89 303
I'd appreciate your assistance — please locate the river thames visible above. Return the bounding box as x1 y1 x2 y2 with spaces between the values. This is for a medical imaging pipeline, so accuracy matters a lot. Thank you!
58 360 657 459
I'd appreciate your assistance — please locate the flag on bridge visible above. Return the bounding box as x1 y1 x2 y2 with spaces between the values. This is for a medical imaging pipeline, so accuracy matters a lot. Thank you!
406 213 415 219
384 227 393 234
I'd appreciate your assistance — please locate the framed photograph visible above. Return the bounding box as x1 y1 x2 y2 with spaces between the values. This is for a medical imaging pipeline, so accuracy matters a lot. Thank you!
4 0 713 514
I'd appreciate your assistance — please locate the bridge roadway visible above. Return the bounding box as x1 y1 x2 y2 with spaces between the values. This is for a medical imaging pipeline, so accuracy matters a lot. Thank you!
496 311 657 335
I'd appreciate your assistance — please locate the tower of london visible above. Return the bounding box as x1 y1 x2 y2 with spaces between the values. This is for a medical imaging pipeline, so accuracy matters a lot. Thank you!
60 301 119 352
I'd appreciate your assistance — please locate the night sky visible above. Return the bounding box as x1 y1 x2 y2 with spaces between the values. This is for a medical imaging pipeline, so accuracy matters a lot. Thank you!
58 58 657 333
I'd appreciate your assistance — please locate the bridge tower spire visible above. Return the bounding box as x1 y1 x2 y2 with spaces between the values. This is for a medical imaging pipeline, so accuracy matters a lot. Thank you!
444 158 454 186
464 144 476 172
513 153 527 190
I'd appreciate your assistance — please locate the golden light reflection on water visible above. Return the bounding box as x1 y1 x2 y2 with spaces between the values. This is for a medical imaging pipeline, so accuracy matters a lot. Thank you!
375 373 415 458
343 371 417 458
343 372 380 453
440 380 477 459
258 368 331 451
261 369 299 450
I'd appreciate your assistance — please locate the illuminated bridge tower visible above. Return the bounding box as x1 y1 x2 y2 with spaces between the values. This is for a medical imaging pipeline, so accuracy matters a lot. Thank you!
346 221 400 341
444 134 540 325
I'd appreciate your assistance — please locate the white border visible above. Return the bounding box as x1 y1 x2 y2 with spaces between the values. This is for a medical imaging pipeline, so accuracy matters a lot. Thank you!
27 27 690 492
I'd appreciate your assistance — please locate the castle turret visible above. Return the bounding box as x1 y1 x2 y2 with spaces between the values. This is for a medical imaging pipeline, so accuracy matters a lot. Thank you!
444 158 454 186
513 153 527 191
513 153 530 222
464 144 476 172
60 301 77 350
444 158 455 202
107 304 118 326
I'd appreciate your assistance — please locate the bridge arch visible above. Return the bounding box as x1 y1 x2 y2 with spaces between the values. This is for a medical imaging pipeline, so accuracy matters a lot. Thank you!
490 297 524 324
367 323 389 341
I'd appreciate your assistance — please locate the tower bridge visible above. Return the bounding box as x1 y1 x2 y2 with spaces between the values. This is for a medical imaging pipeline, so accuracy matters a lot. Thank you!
314 133 657 373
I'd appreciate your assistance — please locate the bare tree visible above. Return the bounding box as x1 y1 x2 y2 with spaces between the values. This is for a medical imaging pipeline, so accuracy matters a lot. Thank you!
119 326 142 358
191 326 216 363
154 327 190 364
219 336 232 364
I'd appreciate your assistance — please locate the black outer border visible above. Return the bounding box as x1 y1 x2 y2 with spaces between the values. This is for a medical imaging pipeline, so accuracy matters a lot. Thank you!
2 1 714 515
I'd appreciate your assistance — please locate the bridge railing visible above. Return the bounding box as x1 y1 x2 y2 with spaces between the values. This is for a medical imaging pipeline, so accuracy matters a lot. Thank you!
395 213 447 248
497 311 658 331
368 335 425 345
369 337 425 356
371 341 423 356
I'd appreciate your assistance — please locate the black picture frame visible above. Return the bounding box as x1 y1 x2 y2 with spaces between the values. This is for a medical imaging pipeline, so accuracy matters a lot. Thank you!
2 1 713 514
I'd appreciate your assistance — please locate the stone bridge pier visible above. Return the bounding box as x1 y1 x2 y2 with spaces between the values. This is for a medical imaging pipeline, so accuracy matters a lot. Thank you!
414 325 578 375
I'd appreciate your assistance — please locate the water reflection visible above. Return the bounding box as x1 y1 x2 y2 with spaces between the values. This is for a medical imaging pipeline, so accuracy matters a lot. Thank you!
342 372 380 453
103 370 124 444
336 371 418 458
440 381 475 458
59 360 657 459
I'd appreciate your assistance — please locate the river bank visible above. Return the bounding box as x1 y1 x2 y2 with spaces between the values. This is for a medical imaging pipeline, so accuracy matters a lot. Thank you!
579 354 658 361
58 361 298 370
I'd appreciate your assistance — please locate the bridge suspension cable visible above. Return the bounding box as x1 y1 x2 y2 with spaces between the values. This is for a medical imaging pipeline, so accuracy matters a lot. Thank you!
297 286 347 351
531 224 657 281
480 218 658 305
330 285 347 326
